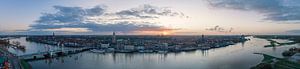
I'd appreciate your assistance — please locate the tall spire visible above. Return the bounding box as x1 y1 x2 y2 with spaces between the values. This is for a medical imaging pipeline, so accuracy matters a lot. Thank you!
52 32 55 39
52 32 55 37
112 32 116 43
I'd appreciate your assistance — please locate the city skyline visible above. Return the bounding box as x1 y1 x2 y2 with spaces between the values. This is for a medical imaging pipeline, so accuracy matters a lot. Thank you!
1 0 300 35
2 1 300 69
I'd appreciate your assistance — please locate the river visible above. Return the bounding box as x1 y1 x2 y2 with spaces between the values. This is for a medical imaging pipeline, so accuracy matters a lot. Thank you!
7 37 300 69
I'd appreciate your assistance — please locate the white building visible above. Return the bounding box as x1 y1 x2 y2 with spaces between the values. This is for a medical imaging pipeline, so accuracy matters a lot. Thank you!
124 45 135 50
101 44 110 48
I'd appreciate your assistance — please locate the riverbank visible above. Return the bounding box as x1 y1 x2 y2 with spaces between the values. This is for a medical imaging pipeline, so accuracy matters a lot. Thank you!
264 39 297 47
20 59 31 69
251 53 300 69
255 35 300 48
252 47 300 69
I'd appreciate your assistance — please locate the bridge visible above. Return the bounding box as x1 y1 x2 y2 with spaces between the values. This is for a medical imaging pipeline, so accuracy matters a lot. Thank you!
18 47 94 61
19 49 70 58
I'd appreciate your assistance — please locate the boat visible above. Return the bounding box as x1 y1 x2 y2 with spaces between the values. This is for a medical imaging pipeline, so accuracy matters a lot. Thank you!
157 50 168 54
181 47 197 51
117 50 133 53
138 50 154 53
200 46 211 50
90 49 105 53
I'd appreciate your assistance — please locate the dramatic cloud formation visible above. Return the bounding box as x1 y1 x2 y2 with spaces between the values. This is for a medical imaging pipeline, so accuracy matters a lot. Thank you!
35 5 106 25
29 4 185 34
209 0 300 22
115 4 186 19
205 25 233 33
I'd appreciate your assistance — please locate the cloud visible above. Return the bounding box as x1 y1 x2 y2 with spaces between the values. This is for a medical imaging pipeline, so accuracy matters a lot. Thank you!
286 29 300 33
206 25 223 31
205 25 233 32
29 4 185 34
172 31 199 35
208 0 300 22
115 4 186 19
229 27 234 32
31 21 168 32
35 5 106 25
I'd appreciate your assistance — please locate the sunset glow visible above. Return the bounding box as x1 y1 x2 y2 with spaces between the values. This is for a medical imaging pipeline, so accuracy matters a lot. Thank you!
162 31 170 35
1 0 300 35
2 0 300 69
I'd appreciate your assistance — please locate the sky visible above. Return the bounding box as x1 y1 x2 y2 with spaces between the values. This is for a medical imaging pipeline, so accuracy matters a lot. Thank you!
1 0 300 35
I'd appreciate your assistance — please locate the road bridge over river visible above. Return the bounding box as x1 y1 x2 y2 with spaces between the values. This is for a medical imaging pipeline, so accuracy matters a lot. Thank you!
18 47 94 61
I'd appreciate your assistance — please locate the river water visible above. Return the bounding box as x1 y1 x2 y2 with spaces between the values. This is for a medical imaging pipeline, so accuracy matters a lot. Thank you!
7 37 300 69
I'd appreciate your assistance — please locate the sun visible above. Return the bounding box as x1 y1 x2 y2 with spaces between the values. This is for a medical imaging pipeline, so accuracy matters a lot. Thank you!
162 31 170 35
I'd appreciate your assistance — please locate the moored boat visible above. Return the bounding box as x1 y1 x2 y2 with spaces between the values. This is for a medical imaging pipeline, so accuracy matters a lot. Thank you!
90 49 105 53
157 50 168 54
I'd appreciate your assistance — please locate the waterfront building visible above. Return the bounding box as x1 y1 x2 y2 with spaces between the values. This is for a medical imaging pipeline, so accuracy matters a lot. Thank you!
157 43 168 50
0 39 9 46
124 45 135 50
101 44 110 49
136 46 145 50
106 48 115 52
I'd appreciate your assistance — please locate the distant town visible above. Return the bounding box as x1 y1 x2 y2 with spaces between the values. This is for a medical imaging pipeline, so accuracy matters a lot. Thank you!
24 32 248 54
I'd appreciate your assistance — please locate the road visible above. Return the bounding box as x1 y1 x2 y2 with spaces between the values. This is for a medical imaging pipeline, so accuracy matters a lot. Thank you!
0 47 22 69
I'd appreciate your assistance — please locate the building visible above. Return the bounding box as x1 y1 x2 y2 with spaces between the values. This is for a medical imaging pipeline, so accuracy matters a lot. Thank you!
136 46 145 50
112 32 116 44
101 44 110 49
52 32 55 37
124 45 135 50
0 39 9 46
